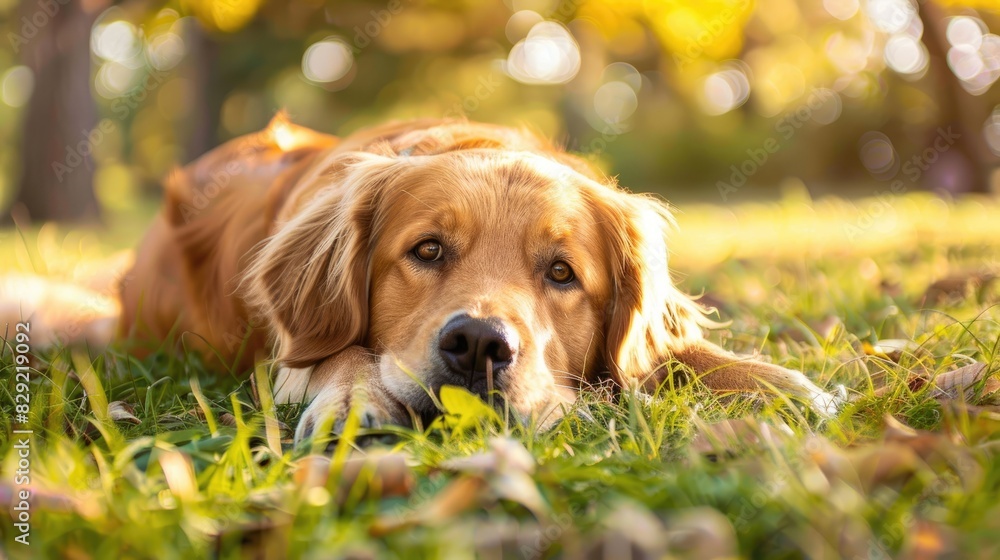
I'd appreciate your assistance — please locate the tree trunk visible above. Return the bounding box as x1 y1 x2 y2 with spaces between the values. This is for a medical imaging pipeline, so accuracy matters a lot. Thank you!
7 0 102 224
183 23 220 164
917 1 999 193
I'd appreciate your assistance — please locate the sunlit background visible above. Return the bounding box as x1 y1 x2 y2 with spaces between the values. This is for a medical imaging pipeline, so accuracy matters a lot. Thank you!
1 0 1000 223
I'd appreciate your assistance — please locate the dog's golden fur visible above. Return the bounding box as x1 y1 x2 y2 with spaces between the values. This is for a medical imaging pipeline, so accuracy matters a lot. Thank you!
110 115 838 438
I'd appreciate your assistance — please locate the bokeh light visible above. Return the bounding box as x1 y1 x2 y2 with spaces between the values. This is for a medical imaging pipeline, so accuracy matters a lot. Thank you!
859 132 899 179
984 108 1000 156
505 21 580 85
809 88 843 125
947 16 986 49
95 62 141 98
147 31 187 72
825 31 874 75
699 65 751 116
92 20 142 65
884 34 929 76
1 66 34 108
866 0 917 34
301 38 355 86
594 80 638 125
505 10 544 43
823 0 860 21
945 16 1000 95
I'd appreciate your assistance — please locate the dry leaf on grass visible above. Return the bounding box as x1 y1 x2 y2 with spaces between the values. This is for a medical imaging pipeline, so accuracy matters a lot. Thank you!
872 362 998 404
211 517 292 560
849 416 978 491
809 415 979 494
294 452 414 503
865 339 933 364
441 437 536 475
932 362 999 401
663 507 738 559
583 502 667 560
898 520 958 560
107 401 140 425
441 438 546 517
218 412 238 427
690 417 795 457
372 439 548 536
370 476 488 536
922 271 998 306
940 401 1000 444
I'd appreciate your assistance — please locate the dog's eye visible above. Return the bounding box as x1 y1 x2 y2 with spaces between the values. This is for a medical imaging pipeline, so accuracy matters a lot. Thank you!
547 261 575 284
413 240 443 262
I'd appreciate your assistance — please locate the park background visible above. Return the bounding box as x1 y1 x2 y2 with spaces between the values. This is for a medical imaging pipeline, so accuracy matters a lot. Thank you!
2 0 1000 223
4 1 1000 558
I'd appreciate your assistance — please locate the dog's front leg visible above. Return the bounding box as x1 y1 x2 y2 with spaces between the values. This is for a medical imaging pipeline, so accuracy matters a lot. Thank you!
669 340 842 416
273 346 409 443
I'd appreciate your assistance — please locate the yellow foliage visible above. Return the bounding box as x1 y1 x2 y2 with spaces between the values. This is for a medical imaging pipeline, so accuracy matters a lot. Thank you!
182 0 264 33
579 0 754 63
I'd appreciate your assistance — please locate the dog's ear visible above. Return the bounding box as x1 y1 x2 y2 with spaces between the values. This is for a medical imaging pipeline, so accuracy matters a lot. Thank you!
150 116 337 368
244 153 396 368
594 191 711 387
594 190 840 415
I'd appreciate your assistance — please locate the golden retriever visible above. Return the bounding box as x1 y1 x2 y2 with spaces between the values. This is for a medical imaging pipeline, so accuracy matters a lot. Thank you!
107 115 838 440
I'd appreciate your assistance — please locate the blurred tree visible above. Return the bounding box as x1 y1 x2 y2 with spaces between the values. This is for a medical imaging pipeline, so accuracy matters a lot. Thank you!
3 0 1000 220
919 0 998 192
7 0 107 223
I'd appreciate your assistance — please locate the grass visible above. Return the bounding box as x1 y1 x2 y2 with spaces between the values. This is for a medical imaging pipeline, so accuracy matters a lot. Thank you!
2 191 1000 559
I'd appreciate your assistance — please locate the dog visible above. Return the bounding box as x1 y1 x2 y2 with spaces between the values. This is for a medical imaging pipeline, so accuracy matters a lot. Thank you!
37 115 840 441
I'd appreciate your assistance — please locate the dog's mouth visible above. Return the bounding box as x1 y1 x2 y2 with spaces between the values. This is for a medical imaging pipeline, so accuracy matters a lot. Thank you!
404 362 512 423
381 351 517 426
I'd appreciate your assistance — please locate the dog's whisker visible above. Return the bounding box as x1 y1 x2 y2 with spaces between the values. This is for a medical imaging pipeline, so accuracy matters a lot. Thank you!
548 369 588 382
552 384 583 391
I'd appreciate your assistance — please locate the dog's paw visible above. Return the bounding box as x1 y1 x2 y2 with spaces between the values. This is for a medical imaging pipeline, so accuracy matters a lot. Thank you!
294 386 407 446
784 369 845 418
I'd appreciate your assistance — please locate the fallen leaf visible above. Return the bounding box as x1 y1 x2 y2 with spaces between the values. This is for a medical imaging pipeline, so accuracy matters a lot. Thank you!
107 401 140 425
898 520 957 560
940 401 1000 444
664 507 738 560
867 339 932 364
212 517 291 560
294 452 414 502
441 437 535 474
847 416 980 492
690 417 794 457
370 476 487 536
583 501 670 559
932 362 999 402
441 438 545 517
922 271 997 306
218 412 237 427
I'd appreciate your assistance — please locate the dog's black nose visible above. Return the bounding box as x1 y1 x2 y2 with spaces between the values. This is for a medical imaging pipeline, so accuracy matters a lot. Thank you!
438 315 517 386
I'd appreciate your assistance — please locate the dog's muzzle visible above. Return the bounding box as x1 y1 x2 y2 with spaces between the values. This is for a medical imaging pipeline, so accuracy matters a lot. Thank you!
436 314 518 393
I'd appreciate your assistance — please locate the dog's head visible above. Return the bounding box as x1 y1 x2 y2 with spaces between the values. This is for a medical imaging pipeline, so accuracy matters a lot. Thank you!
247 122 709 422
